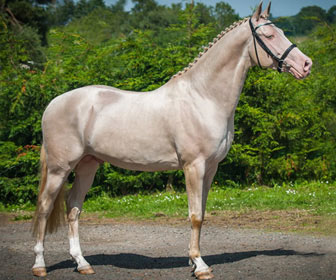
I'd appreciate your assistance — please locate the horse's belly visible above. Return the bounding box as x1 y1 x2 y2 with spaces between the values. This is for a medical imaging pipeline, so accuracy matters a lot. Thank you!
100 155 180 172
88 129 180 172
92 145 180 172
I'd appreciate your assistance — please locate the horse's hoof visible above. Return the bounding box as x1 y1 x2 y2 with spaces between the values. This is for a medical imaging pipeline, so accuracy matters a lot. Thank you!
195 269 215 279
78 265 95 275
32 267 47 277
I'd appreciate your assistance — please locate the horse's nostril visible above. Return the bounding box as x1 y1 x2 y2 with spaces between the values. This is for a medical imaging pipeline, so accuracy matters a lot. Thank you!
304 59 312 72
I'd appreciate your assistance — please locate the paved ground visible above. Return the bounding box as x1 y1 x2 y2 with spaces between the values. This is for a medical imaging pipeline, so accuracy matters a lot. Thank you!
1 218 336 280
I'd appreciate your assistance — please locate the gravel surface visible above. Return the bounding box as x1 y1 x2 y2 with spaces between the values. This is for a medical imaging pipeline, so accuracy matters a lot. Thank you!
1 219 336 280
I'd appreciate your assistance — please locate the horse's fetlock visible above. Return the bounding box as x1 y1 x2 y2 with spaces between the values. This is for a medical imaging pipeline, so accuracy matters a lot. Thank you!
189 248 201 260
34 242 44 255
193 257 210 273
70 248 81 259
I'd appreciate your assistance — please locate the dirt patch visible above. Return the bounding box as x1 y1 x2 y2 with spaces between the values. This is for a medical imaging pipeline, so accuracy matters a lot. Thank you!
75 209 336 236
204 210 336 236
0 216 335 280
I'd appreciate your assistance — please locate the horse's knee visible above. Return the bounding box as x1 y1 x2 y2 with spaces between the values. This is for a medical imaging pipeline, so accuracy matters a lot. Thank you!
191 214 203 228
34 241 44 256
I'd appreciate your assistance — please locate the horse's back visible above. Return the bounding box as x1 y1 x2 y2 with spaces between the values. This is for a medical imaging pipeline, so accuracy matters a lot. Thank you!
43 85 133 129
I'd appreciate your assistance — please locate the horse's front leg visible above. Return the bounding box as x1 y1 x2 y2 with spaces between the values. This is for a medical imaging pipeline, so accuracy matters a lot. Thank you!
184 161 218 279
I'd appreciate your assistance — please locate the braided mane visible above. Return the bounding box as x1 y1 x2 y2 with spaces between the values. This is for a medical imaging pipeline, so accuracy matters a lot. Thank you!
171 17 250 79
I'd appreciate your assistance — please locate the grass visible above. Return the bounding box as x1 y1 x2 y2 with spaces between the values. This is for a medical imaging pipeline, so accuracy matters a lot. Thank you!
1 181 335 234
207 181 336 215
84 191 188 218
82 181 336 218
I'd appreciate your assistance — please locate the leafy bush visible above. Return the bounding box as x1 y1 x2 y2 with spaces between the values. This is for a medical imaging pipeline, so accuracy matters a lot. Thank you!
0 7 336 205
0 142 40 204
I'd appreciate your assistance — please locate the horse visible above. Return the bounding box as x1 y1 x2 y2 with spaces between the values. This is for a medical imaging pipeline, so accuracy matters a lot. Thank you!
32 2 312 279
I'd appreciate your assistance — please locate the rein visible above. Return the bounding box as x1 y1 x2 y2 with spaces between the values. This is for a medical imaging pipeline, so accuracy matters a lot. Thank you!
249 17 296 73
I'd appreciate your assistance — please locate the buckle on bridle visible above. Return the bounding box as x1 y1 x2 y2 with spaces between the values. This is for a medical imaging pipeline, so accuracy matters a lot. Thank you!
277 59 285 73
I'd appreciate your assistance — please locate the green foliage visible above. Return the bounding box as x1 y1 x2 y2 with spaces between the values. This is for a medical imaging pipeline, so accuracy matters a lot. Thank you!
88 164 185 197
0 19 48 144
0 142 40 205
56 7 129 45
1 1 336 206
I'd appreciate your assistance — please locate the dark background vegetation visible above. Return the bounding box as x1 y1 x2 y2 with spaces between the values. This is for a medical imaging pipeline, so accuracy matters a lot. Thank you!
0 0 335 205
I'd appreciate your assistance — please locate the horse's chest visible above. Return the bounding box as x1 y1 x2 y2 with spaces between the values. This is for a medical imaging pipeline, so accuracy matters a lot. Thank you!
215 135 233 162
211 121 235 162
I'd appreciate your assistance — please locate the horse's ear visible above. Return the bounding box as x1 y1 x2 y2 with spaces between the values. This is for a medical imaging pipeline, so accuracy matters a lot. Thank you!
261 1 271 19
253 1 263 21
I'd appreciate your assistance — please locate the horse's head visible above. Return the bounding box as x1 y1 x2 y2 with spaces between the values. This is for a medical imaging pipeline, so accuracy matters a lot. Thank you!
248 1 312 79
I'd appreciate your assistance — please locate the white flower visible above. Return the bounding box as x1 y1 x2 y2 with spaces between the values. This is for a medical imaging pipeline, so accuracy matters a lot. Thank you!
286 189 296 195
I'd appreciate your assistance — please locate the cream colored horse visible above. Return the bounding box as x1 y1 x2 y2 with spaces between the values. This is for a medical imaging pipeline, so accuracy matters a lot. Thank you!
32 2 312 279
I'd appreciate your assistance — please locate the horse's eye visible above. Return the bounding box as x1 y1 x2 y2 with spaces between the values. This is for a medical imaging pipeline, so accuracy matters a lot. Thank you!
265 34 274 39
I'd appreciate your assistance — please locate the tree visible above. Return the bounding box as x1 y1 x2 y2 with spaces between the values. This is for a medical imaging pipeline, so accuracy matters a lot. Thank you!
110 0 126 13
194 2 213 25
74 0 105 19
294 6 327 34
213 1 239 31
1 0 53 44
47 0 76 26
130 0 177 31
327 5 336 23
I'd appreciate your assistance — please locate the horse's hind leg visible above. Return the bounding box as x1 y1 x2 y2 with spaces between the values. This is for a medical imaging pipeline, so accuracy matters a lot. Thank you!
66 156 100 274
32 167 70 277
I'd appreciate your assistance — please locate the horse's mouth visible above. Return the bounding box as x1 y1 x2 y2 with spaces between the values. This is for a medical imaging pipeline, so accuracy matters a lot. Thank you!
288 66 310 80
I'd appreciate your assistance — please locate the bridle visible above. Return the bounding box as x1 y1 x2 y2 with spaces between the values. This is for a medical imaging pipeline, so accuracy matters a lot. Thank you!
249 17 297 73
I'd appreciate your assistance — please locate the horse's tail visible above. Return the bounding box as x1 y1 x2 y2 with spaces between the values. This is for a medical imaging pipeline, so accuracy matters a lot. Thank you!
32 144 65 237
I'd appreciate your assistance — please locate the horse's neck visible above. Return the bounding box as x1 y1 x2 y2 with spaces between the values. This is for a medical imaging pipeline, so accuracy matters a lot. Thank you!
168 21 252 117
